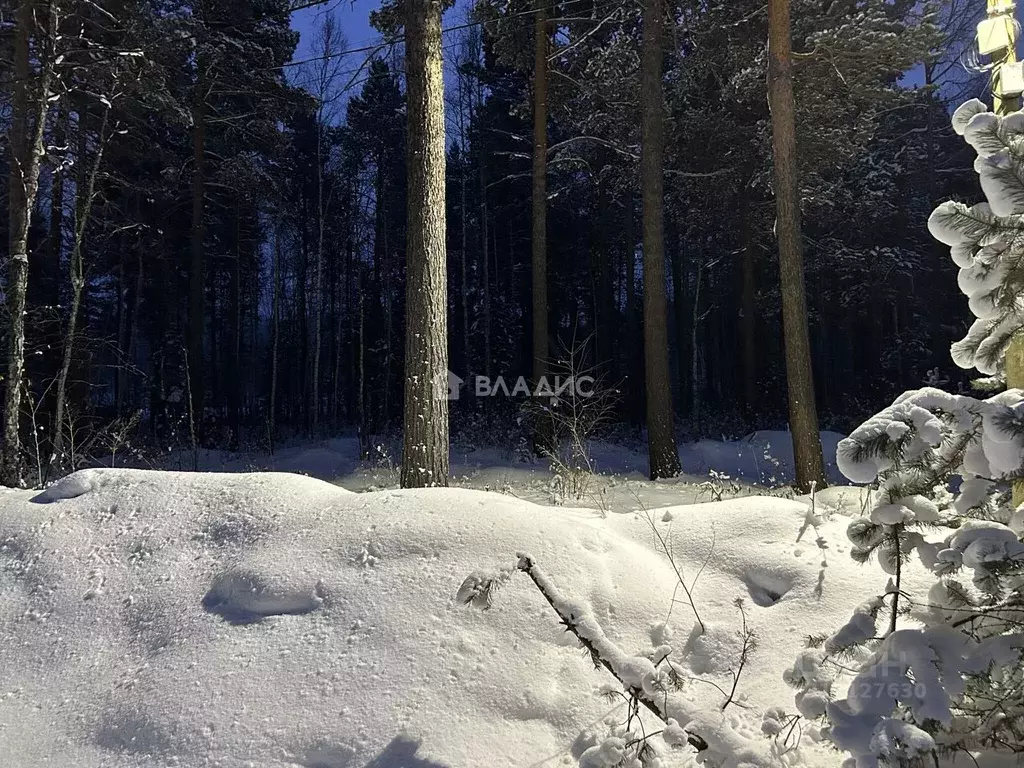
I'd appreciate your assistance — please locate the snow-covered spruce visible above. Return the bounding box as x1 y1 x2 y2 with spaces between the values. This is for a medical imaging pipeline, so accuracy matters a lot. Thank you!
928 99 1024 377
788 99 1024 768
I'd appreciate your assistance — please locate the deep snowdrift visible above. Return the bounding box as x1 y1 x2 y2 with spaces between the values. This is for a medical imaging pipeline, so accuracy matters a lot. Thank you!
0 469 921 767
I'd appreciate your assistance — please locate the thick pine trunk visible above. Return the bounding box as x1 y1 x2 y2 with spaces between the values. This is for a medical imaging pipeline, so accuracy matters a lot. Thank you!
2 0 57 487
400 0 449 488
531 0 548 386
767 0 825 492
640 0 681 479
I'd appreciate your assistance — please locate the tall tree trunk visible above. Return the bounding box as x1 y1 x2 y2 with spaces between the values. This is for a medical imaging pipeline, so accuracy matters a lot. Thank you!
624 192 642 425
640 0 680 479
2 0 58 487
269 223 281 447
401 0 449 488
476 75 492 385
591 172 613 373
671 233 687 414
531 0 548 385
298 199 309 430
188 70 207 443
767 0 825 492
458 73 471 382
51 104 109 475
128 251 142 411
739 183 758 416
691 259 703 433
312 116 325 433
45 105 67 412
229 207 242 450
481 156 492 383
333 198 354 427
358 273 366 449
460 164 470 382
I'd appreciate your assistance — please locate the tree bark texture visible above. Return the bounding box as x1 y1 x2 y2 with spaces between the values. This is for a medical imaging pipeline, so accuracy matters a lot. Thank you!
2 0 58 487
401 0 449 488
767 0 825 492
640 0 681 480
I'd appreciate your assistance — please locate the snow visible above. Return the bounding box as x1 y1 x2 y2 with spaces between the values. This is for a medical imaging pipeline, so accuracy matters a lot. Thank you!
160 429 846 495
0 466 931 767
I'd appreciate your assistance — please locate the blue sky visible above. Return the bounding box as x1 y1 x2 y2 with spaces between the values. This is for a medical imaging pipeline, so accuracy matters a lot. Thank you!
288 2 1024 112
291 0 382 62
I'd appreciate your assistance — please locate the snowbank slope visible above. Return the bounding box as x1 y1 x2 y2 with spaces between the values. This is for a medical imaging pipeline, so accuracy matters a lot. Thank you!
0 469 912 767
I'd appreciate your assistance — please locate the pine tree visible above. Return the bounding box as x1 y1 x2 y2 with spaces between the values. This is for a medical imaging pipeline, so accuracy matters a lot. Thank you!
640 0 681 479
401 0 450 488
766 0 824 492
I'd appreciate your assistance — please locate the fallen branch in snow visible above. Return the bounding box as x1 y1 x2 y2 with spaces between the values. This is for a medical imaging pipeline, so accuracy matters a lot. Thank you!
458 554 782 766
510 552 708 753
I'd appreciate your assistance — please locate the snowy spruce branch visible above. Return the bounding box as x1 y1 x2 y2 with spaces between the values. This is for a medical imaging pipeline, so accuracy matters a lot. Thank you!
786 99 1024 768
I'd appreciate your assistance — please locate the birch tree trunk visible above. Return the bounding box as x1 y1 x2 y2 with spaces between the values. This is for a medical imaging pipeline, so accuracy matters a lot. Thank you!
400 0 449 488
767 0 825 492
2 0 59 487
640 0 681 479
51 104 110 475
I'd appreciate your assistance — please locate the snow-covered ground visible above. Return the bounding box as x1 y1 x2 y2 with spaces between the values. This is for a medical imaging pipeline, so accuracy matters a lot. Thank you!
157 430 847 515
0 445 937 767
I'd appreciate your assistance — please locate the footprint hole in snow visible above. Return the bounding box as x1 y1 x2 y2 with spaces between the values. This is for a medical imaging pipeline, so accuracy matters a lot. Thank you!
202 570 324 625
94 712 175 756
302 743 357 768
740 570 793 607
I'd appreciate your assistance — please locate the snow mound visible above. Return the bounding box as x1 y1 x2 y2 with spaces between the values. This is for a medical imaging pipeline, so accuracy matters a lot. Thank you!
0 469 923 767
